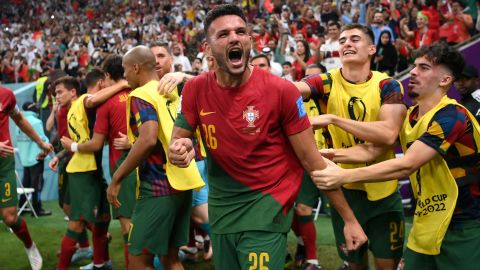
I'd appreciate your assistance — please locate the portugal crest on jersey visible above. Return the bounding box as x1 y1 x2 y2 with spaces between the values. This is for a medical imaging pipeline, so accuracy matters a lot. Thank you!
243 105 259 128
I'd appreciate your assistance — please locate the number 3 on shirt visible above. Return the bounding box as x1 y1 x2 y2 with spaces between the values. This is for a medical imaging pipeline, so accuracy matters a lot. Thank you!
249 252 269 270
202 124 217 149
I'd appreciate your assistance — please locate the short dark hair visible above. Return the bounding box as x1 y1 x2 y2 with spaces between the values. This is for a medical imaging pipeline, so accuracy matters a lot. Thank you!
54 76 81 95
341 23 375 45
204 4 247 40
102 54 124 81
328 21 341 30
150 42 171 55
412 43 465 81
282 61 292 67
251 54 270 67
84 68 105 88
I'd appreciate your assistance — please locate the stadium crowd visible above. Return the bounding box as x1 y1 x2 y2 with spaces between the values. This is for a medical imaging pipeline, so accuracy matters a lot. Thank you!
1 0 480 84
1 1 480 270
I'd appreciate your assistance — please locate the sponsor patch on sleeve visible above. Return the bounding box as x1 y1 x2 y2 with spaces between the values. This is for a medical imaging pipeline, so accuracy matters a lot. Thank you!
296 96 307 118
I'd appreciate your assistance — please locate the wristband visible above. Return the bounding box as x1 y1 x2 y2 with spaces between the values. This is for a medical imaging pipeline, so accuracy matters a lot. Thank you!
71 142 78 152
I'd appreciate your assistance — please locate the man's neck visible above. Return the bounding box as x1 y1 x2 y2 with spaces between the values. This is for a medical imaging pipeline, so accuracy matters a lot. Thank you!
416 91 446 117
138 72 159 88
341 64 371 83
215 65 252 88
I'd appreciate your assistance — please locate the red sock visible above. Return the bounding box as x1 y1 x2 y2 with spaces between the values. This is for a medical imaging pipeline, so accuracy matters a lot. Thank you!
298 216 317 260
10 217 33 248
93 223 108 264
58 231 79 270
79 239 89 248
124 243 129 270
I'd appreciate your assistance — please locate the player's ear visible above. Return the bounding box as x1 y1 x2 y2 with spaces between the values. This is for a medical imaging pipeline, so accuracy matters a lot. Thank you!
368 44 376 57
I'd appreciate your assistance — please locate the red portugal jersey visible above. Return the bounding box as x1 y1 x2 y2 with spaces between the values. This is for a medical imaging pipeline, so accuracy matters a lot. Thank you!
94 89 130 170
0 87 17 147
56 105 70 139
175 67 310 233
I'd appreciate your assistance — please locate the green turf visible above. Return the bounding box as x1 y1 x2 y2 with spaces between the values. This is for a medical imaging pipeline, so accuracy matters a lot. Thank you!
0 201 412 270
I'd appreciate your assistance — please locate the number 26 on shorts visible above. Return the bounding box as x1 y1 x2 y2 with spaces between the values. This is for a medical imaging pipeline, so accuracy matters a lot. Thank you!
249 252 269 270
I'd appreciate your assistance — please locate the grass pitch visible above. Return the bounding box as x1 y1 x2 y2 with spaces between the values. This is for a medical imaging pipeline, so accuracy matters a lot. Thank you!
0 201 411 270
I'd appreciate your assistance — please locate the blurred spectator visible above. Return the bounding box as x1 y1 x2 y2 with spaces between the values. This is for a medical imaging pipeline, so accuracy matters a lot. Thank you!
373 30 397 76
172 43 192 72
455 64 480 122
261 47 283 77
281 61 294 81
368 10 395 45
250 54 271 72
252 24 271 54
319 21 342 71
320 1 340 26
291 39 314 81
439 0 474 44
401 11 438 49
0 0 477 84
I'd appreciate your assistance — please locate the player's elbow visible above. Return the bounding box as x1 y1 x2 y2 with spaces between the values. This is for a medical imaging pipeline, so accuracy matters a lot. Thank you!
396 158 418 178
383 134 398 147
142 135 158 150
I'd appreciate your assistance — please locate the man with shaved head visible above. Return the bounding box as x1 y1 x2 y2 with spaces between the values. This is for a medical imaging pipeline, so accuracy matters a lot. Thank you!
107 46 203 269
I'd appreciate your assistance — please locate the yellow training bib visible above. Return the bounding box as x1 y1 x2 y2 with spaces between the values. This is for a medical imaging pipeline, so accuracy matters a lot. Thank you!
401 95 480 255
126 80 204 191
66 94 97 173
327 69 399 200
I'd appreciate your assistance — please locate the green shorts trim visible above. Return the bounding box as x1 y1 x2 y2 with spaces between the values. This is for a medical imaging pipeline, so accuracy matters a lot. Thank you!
67 171 102 223
404 219 480 270
128 191 192 256
0 156 17 208
212 231 287 270
296 171 322 208
331 188 405 263
112 154 137 219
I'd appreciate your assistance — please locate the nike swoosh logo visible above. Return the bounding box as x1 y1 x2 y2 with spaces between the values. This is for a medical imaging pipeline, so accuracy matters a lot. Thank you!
200 110 215 116
1 197 12 203
390 244 403 251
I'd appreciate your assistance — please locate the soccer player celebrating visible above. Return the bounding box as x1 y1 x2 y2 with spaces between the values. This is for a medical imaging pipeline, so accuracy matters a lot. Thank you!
0 86 53 270
56 72 112 270
61 55 135 268
168 4 366 270
313 43 480 270
107 46 204 270
295 24 407 270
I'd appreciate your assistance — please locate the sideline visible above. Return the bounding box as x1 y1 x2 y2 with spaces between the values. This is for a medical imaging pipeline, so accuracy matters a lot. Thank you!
12 82 36 96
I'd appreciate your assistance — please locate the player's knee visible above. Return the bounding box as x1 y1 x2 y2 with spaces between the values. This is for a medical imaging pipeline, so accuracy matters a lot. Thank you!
296 203 313 216
2 212 17 227
68 220 85 232
374 258 400 270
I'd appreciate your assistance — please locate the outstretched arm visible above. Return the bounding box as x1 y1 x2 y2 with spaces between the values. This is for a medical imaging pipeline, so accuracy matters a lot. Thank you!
313 140 436 189
60 132 106 153
320 143 391 164
85 79 129 108
158 72 194 96
311 103 406 145
289 128 368 251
